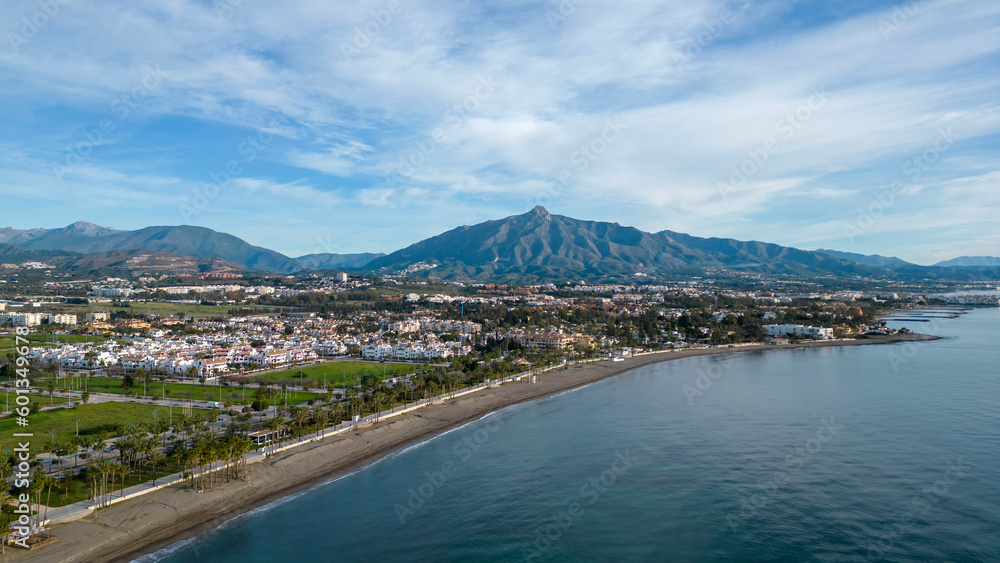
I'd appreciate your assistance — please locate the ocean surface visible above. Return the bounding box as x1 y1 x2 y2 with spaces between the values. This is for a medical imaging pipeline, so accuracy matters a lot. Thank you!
146 308 999 562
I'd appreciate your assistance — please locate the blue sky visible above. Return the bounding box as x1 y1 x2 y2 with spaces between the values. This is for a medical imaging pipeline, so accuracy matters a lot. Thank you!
1 0 997 264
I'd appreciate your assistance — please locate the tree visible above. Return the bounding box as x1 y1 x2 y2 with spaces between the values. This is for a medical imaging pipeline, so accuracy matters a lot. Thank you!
146 449 165 486
142 370 155 396
0 518 9 554
290 406 309 440
264 417 282 455
47 380 57 404
41 472 57 524
82 391 91 405
313 408 330 439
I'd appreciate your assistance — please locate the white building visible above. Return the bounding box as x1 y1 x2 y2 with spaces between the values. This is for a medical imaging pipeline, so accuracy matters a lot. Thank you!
3 312 45 326
49 314 78 325
764 324 833 339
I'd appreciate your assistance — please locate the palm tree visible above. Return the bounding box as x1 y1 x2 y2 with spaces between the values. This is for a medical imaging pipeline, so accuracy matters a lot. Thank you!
41 473 57 524
28 474 44 526
290 406 309 441
372 390 387 422
0 519 10 554
0 457 12 485
264 417 282 455
146 449 165 486
314 408 330 439
47 380 57 404
94 459 114 507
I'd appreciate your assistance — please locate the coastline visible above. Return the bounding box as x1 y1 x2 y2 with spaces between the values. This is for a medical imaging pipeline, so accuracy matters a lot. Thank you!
11 334 937 563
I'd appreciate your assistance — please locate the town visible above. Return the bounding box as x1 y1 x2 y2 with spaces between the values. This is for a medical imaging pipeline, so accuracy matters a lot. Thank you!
0 268 996 548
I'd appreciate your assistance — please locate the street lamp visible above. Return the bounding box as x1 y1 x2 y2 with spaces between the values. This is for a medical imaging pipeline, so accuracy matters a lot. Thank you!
76 417 80 437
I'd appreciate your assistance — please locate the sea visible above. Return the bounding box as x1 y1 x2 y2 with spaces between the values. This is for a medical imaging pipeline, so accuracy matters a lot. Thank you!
143 307 999 562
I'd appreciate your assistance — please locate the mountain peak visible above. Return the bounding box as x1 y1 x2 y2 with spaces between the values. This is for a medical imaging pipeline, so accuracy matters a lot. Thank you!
62 221 121 237
528 205 551 219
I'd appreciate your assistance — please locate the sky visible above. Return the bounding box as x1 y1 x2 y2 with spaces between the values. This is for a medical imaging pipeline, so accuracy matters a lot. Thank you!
0 0 997 265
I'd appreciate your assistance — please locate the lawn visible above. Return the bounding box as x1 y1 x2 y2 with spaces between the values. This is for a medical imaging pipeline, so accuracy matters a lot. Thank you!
39 457 187 507
247 361 420 387
37 375 320 406
0 403 206 456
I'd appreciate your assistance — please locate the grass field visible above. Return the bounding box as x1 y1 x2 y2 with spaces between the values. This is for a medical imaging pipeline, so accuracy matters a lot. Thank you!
0 403 207 456
37 375 320 406
247 361 420 387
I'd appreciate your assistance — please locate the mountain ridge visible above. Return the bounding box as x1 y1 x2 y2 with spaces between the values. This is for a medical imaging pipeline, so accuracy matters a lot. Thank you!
3 215 997 282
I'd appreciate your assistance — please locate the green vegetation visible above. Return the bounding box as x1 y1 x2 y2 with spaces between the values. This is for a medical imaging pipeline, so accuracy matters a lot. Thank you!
41 458 186 507
0 403 205 456
47 301 295 318
245 361 418 387
38 375 320 406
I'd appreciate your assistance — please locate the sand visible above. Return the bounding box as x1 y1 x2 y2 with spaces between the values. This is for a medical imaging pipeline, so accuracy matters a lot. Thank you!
7 334 936 562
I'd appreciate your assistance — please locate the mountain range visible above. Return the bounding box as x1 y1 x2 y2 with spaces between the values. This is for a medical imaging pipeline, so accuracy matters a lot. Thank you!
1 211 997 281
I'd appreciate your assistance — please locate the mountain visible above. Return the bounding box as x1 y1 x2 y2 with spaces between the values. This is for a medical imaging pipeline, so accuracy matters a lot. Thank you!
365 206 883 282
0 243 81 263
56 249 246 275
0 221 121 246
20 225 301 273
6 217 996 282
0 243 244 275
816 249 917 269
934 256 1000 267
295 252 385 270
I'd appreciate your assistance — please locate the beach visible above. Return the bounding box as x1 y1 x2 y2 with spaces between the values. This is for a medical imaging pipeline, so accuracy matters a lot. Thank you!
9 334 936 563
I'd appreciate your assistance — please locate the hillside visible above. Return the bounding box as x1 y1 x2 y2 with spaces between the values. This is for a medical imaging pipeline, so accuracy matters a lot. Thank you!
296 252 385 270
365 207 883 282
22 225 301 273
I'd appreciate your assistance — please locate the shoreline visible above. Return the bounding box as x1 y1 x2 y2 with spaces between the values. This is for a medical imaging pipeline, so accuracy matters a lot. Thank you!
11 334 937 562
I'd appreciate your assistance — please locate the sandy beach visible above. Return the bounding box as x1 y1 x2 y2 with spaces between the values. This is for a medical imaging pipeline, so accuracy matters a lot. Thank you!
8 334 936 562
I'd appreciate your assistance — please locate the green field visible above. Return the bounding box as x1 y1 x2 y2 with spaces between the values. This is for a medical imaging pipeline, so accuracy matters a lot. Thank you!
38 375 320 406
0 403 207 456
246 361 419 387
